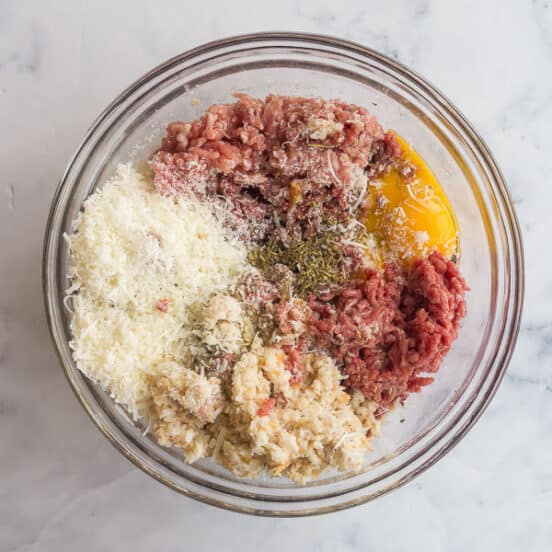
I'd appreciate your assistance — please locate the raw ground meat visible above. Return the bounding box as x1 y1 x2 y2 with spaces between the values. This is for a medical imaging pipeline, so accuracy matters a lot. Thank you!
308 251 467 407
151 94 400 240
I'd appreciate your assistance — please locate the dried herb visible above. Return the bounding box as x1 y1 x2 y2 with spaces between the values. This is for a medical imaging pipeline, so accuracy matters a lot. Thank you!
248 230 346 298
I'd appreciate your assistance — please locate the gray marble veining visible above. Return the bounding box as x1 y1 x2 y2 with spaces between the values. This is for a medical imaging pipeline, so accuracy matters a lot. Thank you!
1 0 551 550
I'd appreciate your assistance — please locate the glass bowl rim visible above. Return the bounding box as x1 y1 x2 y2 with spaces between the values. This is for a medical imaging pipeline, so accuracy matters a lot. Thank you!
42 31 524 516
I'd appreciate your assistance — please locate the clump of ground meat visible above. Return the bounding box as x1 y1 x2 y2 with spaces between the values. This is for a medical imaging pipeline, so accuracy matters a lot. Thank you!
151 94 401 240
308 252 467 407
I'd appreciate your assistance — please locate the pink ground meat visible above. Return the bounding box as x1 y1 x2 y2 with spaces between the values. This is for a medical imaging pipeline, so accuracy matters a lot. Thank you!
151 94 400 240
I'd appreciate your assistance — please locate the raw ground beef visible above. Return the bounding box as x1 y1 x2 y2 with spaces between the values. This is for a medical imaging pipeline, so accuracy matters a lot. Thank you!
151 94 400 240
308 251 467 407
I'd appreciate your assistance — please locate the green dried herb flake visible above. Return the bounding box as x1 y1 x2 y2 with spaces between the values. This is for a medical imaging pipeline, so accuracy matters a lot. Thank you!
248 230 346 298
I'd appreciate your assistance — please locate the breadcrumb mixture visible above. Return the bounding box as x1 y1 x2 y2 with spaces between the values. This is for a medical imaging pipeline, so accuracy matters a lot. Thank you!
151 340 379 483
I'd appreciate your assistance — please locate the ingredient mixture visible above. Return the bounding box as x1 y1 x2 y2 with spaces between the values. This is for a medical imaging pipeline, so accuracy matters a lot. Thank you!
67 94 467 483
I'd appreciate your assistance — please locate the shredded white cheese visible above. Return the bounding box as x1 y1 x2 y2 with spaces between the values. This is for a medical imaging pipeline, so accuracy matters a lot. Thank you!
67 164 248 418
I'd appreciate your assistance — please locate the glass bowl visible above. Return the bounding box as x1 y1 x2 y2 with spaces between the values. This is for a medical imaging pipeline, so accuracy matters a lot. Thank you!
43 32 524 516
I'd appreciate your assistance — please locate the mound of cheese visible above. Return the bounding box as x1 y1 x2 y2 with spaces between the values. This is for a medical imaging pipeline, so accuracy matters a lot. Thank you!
67 164 248 418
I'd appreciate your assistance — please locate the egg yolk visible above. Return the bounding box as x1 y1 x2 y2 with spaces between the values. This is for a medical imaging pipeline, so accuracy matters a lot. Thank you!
364 133 459 264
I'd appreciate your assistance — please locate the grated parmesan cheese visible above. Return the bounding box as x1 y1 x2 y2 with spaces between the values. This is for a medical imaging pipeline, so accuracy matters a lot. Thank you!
67 164 248 418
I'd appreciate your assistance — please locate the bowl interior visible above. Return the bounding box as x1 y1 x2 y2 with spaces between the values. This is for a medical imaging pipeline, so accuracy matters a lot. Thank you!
44 35 521 514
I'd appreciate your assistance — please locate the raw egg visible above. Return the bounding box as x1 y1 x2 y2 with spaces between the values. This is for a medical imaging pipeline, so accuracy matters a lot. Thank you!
364 133 459 264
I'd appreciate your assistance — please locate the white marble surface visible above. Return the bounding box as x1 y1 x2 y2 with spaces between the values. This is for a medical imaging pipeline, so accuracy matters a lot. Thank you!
1 0 551 550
